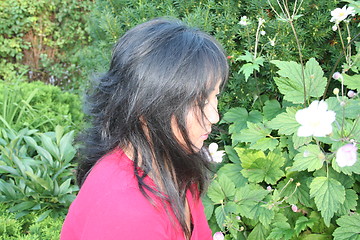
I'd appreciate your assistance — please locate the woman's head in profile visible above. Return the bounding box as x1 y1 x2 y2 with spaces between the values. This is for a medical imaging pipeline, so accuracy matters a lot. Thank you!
78 17 228 237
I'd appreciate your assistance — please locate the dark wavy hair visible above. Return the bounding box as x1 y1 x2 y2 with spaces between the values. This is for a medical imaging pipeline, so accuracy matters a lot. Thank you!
77 18 228 238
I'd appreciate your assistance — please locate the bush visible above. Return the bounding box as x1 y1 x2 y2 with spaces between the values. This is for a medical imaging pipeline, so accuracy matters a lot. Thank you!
0 0 92 87
0 81 83 132
0 126 78 220
0 205 63 240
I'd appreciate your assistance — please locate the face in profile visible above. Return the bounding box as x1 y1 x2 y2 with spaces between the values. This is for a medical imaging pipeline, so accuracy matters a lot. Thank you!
172 81 221 151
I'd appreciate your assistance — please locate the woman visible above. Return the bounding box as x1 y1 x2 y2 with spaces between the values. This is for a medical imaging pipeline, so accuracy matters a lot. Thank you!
61 18 228 240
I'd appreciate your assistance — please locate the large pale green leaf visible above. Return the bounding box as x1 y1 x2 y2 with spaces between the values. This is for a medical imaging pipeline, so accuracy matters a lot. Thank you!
309 177 345 226
240 150 285 184
271 58 327 103
234 184 269 220
214 202 238 230
40 133 60 160
237 122 271 143
337 189 358 215
332 213 360 240
60 131 75 163
342 73 360 91
266 107 300 135
207 179 225 204
218 175 236 199
248 223 269 240
263 100 284 121
217 164 247 188
291 144 325 172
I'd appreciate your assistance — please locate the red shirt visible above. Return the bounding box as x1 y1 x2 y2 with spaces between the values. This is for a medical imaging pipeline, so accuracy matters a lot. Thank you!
60 149 212 240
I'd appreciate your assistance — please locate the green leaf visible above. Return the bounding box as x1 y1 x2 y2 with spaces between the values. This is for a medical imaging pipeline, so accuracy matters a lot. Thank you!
235 184 269 221
291 144 325 172
40 133 60 160
266 107 300 135
222 107 248 124
240 63 260 81
207 180 225 204
240 151 285 184
8 201 37 212
248 223 269 240
218 175 236 199
263 100 284 121
337 189 358 215
224 146 240 164
217 163 247 188
59 131 75 163
292 134 312 149
202 195 214 220
271 58 327 103
25 171 52 191
332 213 360 240
250 137 279 151
294 216 316 236
236 122 271 143
342 73 360 91
237 50 253 62
309 177 345 227
214 202 238 230
267 221 294 240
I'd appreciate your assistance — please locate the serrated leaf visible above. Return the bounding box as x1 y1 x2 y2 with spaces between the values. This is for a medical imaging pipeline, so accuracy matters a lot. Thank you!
202 195 214 220
241 151 285 184
342 74 360 91
267 222 294 240
218 175 235 199
207 180 225 204
266 107 300 135
237 50 254 62
271 58 327 103
292 134 312 149
224 146 240 164
217 164 247 188
222 107 248 124
291 144 325 172
332 213 360 240
250 137 279 151
240 63 260 81
248 223 269 240
310 177 345 227
214 203 238 230
236 122 271 143
294 216 316 236
278 174 313 208
263 100 284 121
337 189 358 215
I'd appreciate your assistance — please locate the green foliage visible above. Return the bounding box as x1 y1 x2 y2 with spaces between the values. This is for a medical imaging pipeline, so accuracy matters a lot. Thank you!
0 81 83 132
0 0 92 87
0 126 78 220
205 1 360 238
0 205 63 240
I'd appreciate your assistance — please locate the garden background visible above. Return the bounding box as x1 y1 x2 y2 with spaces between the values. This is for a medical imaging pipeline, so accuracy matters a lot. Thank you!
0 0 359 239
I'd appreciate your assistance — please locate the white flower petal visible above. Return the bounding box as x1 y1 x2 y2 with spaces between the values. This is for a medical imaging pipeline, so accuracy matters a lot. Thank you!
208 143 218 153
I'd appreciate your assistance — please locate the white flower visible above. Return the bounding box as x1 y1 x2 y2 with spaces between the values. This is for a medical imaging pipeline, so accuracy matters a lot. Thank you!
239 16 249 26
213 232 224 240
332 24 338 31
330 6 355 24
260 30 266 36
209 143 225 163
295 100 336 137
336 144 358 167
258 17 265 25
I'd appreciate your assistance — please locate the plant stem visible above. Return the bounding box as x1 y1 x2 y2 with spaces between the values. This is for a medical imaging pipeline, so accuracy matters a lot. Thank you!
288 20 307 105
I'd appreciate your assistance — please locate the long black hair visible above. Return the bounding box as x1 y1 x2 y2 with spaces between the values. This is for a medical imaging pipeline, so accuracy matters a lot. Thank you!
77 18 228 238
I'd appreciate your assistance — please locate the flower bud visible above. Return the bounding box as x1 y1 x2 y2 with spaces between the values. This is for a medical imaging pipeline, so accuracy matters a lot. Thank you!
213 232 225 240
347 90 356 98
332 72 342 80
332 25 338 31
260 30 266 35
333 88 340 95
236 216 241 221
336 144 358 167
266 186 272 191
291 204 298 212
